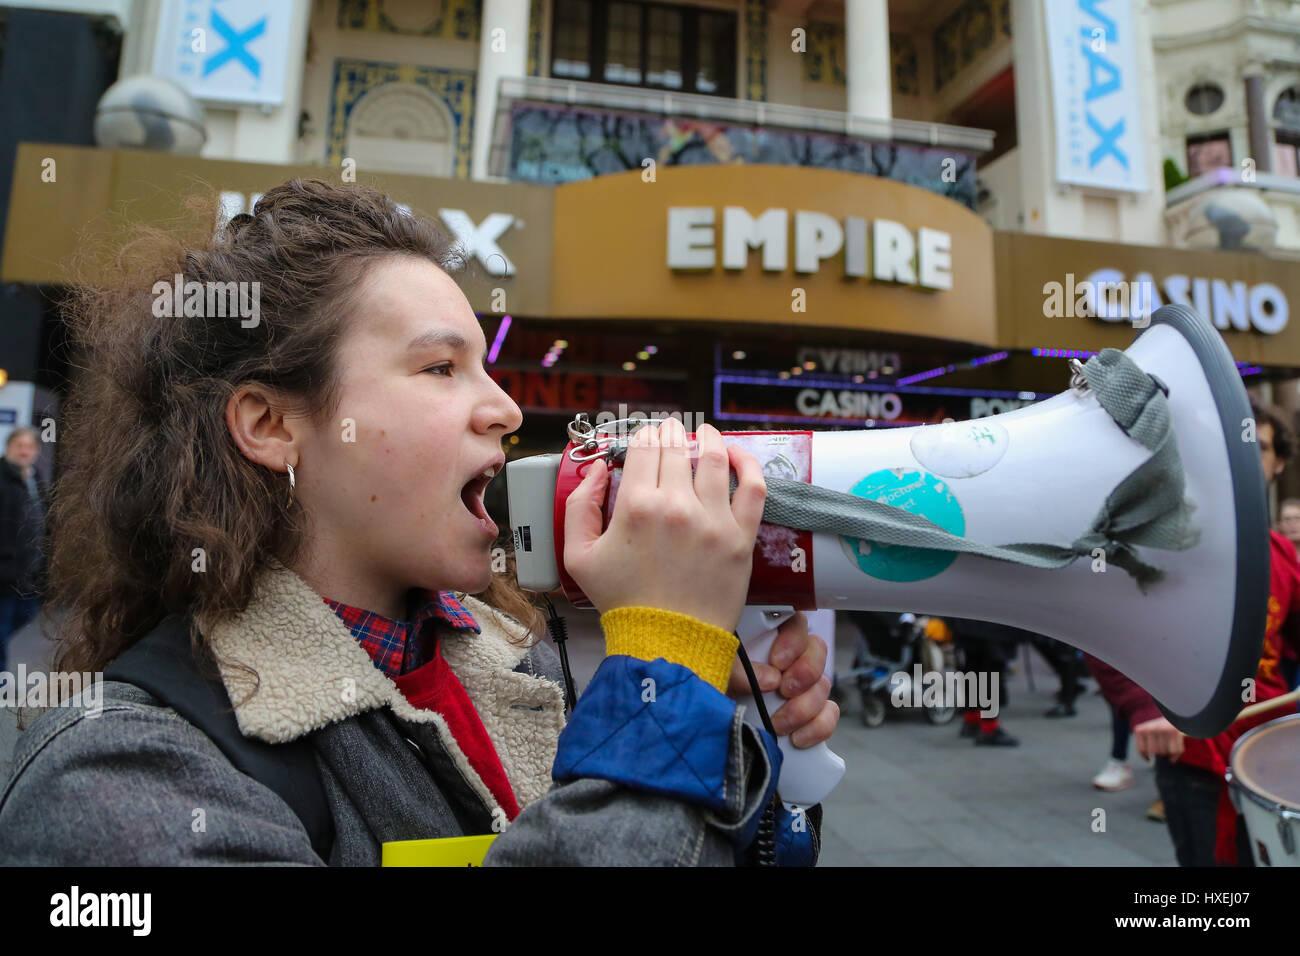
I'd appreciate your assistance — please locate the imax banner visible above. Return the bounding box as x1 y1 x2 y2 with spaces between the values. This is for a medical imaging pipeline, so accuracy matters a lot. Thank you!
1044 0 1147 192
153 0 294 107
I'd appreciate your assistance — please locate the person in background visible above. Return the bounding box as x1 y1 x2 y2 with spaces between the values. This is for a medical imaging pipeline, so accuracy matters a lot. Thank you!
1088 694 1135 792
1090 402 1300 865
1279 497 1300 690
1027 633 1086 717
948 617 1020 747
1278 498 1300 556
0 427 47 673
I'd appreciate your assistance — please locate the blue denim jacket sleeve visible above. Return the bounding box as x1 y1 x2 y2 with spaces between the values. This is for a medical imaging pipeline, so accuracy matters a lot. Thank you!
555 657 777 819
484 655 788 866
484 654 826 866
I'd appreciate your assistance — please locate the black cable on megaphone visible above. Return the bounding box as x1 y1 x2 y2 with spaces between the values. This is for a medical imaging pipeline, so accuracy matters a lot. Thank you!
735 638 781 867
542 593 578 715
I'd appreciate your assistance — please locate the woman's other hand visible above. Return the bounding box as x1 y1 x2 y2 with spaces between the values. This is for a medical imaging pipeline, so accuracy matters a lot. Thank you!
726 612 840 748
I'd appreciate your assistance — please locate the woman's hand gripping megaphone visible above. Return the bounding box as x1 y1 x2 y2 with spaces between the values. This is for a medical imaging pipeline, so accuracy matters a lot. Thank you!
561 418 839 759
562 418 767 633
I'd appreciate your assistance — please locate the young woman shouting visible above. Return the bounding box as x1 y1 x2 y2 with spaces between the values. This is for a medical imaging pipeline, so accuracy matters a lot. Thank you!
0 180 837 866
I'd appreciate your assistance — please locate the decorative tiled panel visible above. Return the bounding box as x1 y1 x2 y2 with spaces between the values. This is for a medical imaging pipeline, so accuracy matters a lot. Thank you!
892 33 918 96
933 0 1011 91
804 25 918 97
328 58 477 177
806 23 845 86
336 0 481 42
745 0 767 102
527 0 544 76
506 102 979 207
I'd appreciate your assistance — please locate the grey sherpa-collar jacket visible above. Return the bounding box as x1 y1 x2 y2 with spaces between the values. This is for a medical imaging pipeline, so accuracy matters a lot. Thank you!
0 562 776 865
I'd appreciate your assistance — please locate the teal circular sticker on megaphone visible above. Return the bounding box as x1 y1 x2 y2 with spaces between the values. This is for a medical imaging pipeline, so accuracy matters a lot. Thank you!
839 467 965 583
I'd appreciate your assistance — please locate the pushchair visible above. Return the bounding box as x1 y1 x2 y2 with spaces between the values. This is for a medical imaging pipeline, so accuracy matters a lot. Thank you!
840 611 962 727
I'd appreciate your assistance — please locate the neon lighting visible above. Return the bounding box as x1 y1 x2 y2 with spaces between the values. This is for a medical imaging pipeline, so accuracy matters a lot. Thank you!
1031 348 1098 359
713 373 1048 400
486 314 512 364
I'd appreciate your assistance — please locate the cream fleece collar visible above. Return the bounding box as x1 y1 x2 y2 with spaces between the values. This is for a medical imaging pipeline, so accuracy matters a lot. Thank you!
196 562 563 810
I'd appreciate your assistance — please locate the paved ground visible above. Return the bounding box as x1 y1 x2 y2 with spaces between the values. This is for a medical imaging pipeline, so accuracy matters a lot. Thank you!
0 604 1178 866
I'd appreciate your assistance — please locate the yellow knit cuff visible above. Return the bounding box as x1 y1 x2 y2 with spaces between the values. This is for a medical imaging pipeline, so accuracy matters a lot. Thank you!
600 606 739 694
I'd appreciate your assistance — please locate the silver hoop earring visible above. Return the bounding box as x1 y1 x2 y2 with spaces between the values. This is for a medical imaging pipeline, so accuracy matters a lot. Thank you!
285 461 296 505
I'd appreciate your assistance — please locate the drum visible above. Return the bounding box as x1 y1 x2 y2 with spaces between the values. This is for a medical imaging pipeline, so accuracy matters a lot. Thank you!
1226 713 1300 867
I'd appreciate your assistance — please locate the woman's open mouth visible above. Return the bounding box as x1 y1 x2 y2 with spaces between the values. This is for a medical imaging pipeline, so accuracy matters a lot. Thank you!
460 467 499 537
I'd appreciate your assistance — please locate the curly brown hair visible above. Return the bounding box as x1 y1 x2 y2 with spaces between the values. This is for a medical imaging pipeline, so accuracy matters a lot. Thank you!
49 178 540 677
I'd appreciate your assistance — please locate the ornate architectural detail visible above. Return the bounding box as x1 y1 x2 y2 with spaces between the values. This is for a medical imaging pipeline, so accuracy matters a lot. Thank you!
803 25 917 97
328 59 476 177
806 23 845 86
528 0 544 76
745 0 767 102
337 0 481 42
350 84 454 140
892 33 918 96
933 0 1011 91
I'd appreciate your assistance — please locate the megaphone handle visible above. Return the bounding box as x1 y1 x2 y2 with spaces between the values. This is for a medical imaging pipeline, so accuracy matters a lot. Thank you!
735 606 847 808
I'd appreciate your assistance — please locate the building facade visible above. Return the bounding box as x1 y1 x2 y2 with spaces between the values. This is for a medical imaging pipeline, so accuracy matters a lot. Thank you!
6 0 1300 504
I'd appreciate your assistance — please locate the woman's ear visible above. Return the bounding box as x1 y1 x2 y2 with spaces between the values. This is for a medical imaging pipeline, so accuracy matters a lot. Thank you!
225 385 302 472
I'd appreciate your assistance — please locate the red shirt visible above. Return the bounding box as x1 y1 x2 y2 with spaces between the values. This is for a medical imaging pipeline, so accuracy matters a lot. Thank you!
1279 535 1300 663
324 590 520 821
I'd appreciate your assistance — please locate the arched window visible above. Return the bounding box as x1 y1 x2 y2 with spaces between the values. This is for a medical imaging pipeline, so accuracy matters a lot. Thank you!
1274 85 1300 130
346 84 456 177
1274 85 1300 177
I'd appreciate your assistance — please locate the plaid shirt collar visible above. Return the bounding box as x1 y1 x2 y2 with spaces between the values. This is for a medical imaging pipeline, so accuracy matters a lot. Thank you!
323 589 481 679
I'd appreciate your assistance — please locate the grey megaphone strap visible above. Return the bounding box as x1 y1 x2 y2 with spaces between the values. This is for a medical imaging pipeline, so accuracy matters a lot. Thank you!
745 348 1199 593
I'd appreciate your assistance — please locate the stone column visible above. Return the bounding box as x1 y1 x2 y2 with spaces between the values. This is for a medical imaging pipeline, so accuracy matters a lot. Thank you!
472 0 530 180
1245 69 1273 174
845 0 892 121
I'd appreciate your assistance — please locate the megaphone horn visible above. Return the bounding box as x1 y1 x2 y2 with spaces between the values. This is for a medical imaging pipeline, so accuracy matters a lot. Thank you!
506 304 1270 798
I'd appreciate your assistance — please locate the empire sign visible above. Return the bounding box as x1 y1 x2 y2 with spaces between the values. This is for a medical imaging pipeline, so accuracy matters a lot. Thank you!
667 206 954 290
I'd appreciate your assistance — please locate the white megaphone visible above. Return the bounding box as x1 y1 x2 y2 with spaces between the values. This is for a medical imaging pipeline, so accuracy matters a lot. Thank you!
505 304 1270 808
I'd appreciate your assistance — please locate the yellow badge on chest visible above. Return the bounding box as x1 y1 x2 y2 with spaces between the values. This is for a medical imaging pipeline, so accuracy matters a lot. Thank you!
381 834 498 867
